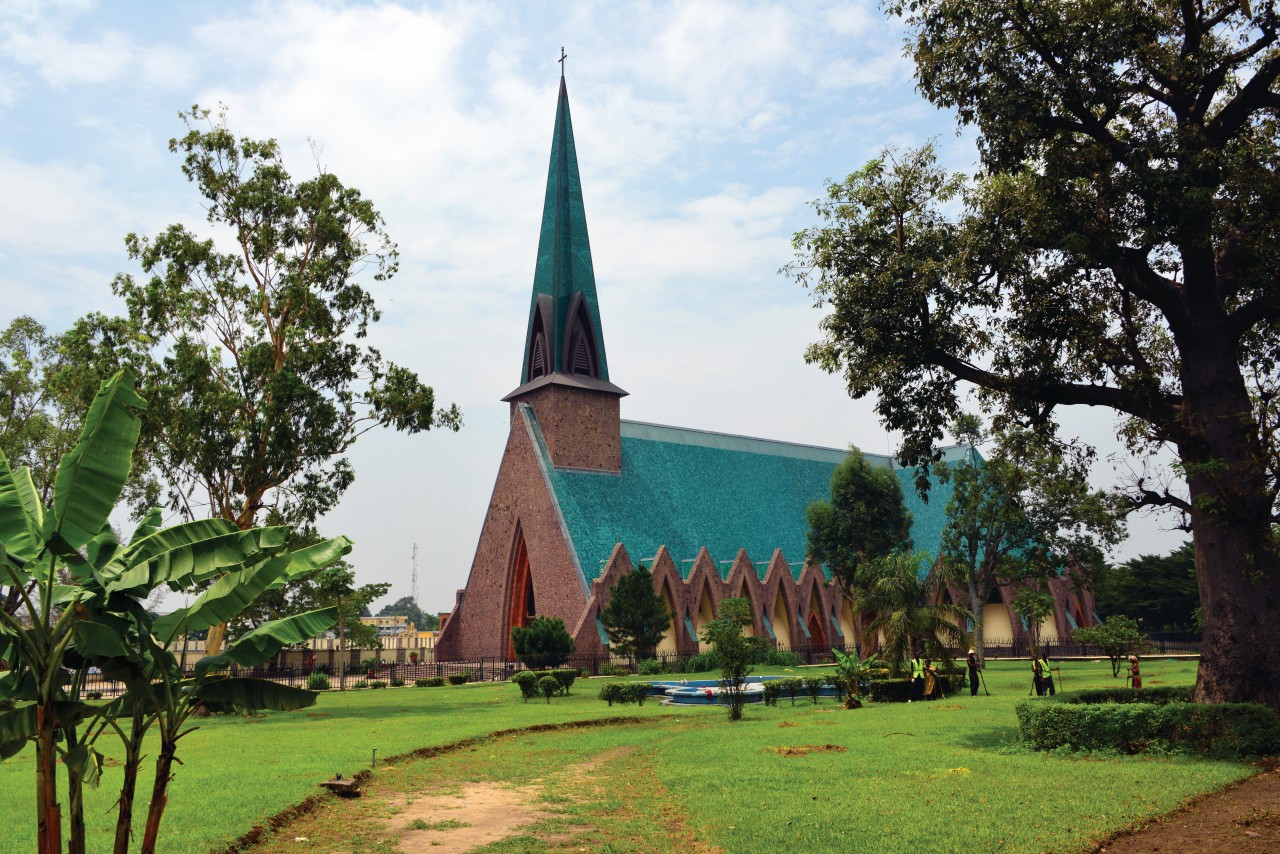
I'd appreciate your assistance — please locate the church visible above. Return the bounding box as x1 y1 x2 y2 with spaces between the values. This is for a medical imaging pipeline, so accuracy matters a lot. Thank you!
433 75 1095 663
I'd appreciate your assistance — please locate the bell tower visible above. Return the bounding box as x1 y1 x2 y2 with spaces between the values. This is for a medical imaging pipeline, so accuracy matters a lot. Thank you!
504 71 626 471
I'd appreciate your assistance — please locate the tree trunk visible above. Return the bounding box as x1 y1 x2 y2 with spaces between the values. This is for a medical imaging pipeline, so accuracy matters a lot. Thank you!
1175 312 1280 711
35 704 62 854
65 729 85 854
113 710 147 854
967 578 985 665
140 741 177 854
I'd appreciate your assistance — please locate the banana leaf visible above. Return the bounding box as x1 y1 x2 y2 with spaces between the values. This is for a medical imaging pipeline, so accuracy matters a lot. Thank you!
202 608 339 673
195 677 318 714
72 617 136 661
48 371 145 550
127 507 164 545
263 537 355 592
64 742 103 788
0 703 36 760
0 455 42 562
151 552 292 643
99 524 289 597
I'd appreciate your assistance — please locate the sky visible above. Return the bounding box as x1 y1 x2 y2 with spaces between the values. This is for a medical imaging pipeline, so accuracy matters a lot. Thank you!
0 0 1185 616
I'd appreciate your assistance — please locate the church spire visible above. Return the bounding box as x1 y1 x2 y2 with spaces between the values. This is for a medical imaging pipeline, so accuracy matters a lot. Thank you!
513 73 616 390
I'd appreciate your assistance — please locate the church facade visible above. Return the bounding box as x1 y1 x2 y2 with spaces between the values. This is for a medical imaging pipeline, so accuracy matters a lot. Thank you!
434 77 1095 663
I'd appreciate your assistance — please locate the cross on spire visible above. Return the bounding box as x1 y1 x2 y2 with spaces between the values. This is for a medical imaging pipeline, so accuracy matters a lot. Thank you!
559 46 567 78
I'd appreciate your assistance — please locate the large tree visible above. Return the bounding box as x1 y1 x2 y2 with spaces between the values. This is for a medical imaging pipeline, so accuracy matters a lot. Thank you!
806 447 913 589
601 562 674 663
790 2 1280 708
1095 542 1200 629
77 105 460 652
378 595 438 631
936 415 1124 661
97 105 460 532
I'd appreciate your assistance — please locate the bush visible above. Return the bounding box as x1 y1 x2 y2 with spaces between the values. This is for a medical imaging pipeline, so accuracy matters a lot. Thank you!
598 682 651 707
447 669 472 686
390 677 405 688
550 668 578 695
637 659 666 675
511 616 576 669
599 663 631 677
1017 693 1280 758
511 671 540 702
760 648 802 667
85 691 104 701
307 672 331 691
370 680 388 690
352 679 369 689
762 680 782 707
415 677 445 687
803 676 827 704
774 678 806 705
866 679 911 703
537 675 560 703
679 652 717 673
360 658 383 675
1056 686 1192 706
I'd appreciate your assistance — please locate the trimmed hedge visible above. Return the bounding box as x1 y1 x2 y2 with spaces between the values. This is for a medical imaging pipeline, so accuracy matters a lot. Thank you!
864 675 963 703
1054 685 1192 706
415 677 445 688
598 682 651 707
1017 690 1280 759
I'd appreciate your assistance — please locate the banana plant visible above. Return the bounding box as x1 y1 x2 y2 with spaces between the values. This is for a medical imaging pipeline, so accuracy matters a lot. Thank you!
0 372 350 853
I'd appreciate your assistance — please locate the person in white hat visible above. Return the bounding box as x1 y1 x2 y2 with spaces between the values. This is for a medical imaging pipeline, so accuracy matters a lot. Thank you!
966 648 982 697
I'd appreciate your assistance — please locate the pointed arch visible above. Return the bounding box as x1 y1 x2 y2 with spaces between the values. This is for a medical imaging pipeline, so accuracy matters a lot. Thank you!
525 296 553 381
839 597 857 651
804 585 828 649
694 579 716 652
983 586 1013 644
657 578 678 656
1038 609 1061 643
504 525 536 659
562 292 600 379
771 587 793 648
1073 603 1087 629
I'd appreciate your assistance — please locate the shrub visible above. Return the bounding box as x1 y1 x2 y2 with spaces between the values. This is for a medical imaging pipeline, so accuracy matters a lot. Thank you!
537 675 560 703
1016 693 1280 758
761 648 802 667
85 691 104 701
598 682 652 707
307 672 331 691
352 679 369 690
550 668 578 695
370 680 388 690
866 679 911 703
803 676 827 704
313 663 333 675
360 658 383 675
415 677 446 687
390 677 405 688
511 616 575 669
447 669 472 686
762 680 782 707
775 678 806 705
598 663 631 677
511 671 540 702
679 652 717 673
1057 686 1192 706
637 659 666 675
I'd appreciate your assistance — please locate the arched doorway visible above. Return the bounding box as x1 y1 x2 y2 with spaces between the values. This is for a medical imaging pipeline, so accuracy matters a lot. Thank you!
695 581 715 652
736 579 755 637
805 587 828 649
771 588 793 648
983 587 1014 644
505 530 535 659
656 579 678 655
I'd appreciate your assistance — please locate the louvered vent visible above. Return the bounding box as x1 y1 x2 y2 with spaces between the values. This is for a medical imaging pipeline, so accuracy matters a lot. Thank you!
530 333 547 378
572 334 593 375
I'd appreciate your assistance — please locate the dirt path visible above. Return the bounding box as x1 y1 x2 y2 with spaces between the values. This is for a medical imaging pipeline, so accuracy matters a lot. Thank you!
1096 765 1280 853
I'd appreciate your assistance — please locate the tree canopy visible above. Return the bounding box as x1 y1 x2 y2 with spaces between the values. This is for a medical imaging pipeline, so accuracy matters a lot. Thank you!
1095 542 1200 630
601 563 673 662
806 448 912 589
79 105 460 532
378 595 438 631
790 1 1280 708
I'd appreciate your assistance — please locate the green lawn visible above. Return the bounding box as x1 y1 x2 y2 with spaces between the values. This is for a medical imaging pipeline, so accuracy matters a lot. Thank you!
0 658 1251 852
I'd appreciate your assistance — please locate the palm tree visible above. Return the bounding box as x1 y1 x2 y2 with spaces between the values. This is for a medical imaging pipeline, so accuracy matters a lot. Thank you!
853 550 972 674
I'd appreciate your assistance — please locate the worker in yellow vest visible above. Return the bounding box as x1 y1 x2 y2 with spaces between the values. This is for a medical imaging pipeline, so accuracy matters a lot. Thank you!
1040 653 1055 696
909 653 926 702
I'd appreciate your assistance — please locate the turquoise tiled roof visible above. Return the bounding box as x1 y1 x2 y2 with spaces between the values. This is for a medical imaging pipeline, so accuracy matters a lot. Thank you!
532 414 961 586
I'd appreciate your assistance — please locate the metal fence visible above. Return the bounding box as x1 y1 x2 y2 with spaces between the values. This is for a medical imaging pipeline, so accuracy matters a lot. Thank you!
71 632 1202 696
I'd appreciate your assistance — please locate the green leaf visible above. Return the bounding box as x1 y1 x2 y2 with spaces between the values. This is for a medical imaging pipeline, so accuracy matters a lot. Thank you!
151 552 292 643
127 507 165 544
49 371 146 550
224 608 338 667
72 618 134 660
193 654 232 679
263 536 354 592
0 454 42 563
195 677 318 714
64 743 104 788
100 523 287 597
0 704 36 760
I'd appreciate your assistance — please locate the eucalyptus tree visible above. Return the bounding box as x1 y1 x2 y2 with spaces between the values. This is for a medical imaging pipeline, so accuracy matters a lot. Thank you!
790 2 1280 708
73 104 460 653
